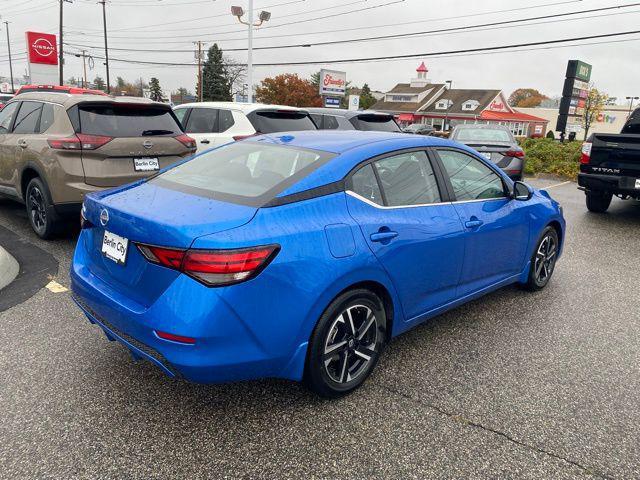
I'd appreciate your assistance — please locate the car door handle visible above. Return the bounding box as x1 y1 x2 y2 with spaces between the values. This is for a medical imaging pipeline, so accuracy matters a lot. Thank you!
370 231 399 242
17 139 28 148
465 219 484 229
200 139 210 144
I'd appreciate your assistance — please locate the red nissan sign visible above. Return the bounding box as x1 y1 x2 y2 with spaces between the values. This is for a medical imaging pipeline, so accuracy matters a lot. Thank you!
26 32 58 66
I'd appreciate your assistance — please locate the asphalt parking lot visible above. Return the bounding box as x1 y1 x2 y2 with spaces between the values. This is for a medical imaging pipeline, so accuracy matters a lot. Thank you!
0 178 638 479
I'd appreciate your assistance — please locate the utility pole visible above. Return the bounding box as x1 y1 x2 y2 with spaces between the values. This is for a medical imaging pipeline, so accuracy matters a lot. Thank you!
81 50 88 87
59 0 64 85
444 80 453 131
3 21 14 93
99 0 110 93
196 40 203 102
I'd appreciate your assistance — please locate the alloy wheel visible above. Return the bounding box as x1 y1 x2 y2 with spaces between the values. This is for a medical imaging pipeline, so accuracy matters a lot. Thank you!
28 186 47 233
534 234 557 284
323 305 378 384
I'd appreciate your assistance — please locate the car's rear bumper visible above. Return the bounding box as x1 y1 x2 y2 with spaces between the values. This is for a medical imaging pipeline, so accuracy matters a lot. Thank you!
70 235 303 384
578 173 640 196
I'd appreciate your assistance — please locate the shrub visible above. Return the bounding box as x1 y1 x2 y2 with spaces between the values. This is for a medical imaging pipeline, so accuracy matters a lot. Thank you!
521 138 580 179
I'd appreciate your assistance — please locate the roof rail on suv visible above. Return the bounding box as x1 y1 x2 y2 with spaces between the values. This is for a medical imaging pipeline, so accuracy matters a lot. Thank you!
15 85 109 97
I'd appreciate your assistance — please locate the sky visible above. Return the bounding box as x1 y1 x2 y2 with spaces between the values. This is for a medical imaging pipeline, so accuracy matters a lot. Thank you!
2 0 640 103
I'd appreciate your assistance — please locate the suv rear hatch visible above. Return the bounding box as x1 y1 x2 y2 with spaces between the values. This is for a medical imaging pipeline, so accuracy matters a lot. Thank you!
69 102 195 187
350 113 401 132
246 109 317 133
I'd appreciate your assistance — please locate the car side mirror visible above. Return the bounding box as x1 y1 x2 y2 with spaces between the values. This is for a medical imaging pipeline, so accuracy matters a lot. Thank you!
513 181 533 201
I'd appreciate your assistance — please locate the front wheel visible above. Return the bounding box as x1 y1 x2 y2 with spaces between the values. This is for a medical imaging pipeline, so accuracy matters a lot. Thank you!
524 226 559 291
585 191 612 213
304 289 386 398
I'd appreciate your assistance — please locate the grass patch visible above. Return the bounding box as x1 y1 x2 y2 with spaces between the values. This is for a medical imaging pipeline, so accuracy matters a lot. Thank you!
519 138 581 179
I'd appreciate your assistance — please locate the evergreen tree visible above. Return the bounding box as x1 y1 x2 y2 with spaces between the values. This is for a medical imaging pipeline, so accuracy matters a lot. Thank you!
201 44 232 101
93 76 106 91
359 83 377 110
149 77 163 101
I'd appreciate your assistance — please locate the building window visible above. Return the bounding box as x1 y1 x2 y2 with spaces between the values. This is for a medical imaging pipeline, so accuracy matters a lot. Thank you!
435 100 451 110
462 100 479 111
390 95 415 102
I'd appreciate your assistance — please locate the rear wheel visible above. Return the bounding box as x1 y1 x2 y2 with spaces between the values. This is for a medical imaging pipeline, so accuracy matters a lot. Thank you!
585 191 612 213
305 289 386 398
525 226 559 291
25 177 59 239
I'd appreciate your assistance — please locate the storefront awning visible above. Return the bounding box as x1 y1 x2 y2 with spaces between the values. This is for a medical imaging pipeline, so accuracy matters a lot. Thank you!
397 113 415 122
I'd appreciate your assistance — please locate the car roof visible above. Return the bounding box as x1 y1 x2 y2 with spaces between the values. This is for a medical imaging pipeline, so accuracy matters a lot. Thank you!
453 123 511 131
173 101 309 114
306 107 391 119
8 92 170 108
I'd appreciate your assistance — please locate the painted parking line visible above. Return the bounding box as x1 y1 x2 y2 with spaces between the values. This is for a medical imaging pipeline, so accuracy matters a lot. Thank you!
542 181 572 190
45 280 68 293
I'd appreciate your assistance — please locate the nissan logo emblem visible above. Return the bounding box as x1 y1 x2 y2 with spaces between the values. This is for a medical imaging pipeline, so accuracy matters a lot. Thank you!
143 140 153 149
99 209 109 226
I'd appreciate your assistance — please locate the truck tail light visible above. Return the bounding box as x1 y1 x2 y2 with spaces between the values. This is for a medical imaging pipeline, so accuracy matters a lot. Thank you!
136 244 279 286
581 142 592 164
47 134 112 150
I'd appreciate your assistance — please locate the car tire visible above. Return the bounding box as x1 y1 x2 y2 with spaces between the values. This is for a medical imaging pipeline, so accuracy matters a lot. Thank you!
304 289 387 398
585 191 612 213
25 177 60 240
524 226 559 291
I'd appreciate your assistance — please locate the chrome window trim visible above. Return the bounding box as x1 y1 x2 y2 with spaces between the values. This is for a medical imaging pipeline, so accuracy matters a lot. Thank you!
346 190 508 209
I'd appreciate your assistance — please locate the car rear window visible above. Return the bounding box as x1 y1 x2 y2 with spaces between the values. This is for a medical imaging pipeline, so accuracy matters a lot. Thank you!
248 110 317 133
621 117 640 134
454 128 512 142
350 114 401 132
77 104 181 137
151 141 334 206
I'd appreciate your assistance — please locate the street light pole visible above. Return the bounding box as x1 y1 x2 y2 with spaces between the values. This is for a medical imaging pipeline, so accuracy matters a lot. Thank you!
625 96 639 117
444 80 453 132
3 21 14 93
231 3 271 103
99 0 110 93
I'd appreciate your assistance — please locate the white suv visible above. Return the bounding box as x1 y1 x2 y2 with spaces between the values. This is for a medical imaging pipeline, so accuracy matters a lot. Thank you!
173 102 317 153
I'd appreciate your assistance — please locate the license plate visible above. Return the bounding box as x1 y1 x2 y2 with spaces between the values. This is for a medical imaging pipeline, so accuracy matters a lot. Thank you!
636 179 640 189
102 230 129 265
480 152 492 160
133 157 159 172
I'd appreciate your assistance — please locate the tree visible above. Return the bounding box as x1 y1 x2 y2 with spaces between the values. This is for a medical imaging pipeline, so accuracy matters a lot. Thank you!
256 74 322 107
149 77 163 101
93 76 106 91
583 86 608 140
359 83 377 110
508 88 548 108
201 44 233 101
112 76 142 96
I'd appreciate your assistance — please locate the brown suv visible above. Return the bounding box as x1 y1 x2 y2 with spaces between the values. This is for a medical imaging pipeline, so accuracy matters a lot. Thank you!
0 92 196 238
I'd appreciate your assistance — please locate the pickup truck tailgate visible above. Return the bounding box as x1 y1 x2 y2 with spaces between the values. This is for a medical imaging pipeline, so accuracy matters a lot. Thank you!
585 134 640 177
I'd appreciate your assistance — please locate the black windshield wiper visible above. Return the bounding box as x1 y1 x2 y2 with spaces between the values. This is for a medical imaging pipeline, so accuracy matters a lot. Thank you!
142 129 174 136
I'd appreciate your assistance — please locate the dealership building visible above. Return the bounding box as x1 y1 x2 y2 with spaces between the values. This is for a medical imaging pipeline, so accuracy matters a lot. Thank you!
371 62 549 137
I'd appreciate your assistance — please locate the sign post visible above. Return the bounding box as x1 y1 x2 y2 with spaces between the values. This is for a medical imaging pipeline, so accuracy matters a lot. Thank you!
25 31 59 85
556 60 592 142
319 69 346 109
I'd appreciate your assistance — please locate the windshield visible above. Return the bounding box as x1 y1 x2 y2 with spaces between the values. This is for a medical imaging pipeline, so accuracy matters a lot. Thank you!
248 110 317 133
453 128 513 143
78 104 181 137
351 114 401 132
152 142 334 205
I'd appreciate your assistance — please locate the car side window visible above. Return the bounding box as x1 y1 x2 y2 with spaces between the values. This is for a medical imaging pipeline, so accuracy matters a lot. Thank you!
350 163 383 206
185 107 218 133
13 101 43 135
310 114 322 128
337 117 355 130
374 151 441 206
218 109 235 132
0 102 19 133
39 104 55 133
323 115 340 130
173 108 189 127
437 149 506 201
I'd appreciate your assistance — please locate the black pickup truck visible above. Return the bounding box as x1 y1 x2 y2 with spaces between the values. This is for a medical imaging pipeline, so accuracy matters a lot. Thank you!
578 108 640 212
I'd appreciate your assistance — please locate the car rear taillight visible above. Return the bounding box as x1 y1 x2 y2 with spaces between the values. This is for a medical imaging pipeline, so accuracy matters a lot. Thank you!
505 149 525 158
581 142 592 164
232 133 258 141
136 244 279 286
47 133 112 150
175 134 197 149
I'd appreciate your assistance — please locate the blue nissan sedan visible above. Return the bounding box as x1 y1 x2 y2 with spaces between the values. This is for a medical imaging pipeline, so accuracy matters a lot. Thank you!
71 131 565 398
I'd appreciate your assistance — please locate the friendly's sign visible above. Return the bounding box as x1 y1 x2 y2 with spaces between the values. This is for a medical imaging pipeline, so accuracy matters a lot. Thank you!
319 69 346 97
25 31 59 84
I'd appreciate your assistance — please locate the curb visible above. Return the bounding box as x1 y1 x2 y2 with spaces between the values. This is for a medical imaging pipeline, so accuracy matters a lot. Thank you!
0 245 19 291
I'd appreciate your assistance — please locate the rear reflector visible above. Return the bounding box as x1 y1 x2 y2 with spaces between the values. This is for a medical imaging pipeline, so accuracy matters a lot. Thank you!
48 133 113 150
155 330 196 344
581 142 592 164
175 134 197 150
137 244 279 287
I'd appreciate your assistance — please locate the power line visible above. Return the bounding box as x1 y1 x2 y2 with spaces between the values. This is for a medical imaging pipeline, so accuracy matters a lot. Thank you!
62 3 640 54
64 29 640 67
